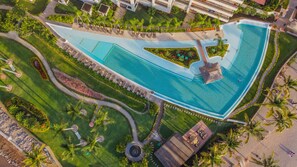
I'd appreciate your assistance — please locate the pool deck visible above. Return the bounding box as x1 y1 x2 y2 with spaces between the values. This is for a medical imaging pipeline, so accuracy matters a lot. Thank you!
72 23 224 42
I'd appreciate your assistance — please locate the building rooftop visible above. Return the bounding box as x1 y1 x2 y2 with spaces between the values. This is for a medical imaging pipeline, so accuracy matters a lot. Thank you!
252 0 267 5
81 3 93 15
155 121 213 167
199 62 223 84
98 4 110 16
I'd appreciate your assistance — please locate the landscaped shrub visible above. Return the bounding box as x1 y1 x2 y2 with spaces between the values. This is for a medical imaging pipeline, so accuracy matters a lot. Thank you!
6 97 50 132
206 39 229 58
144 47 200 68
47 15 74 24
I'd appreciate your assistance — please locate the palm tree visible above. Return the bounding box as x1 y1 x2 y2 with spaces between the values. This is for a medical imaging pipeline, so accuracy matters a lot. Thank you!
23 144 49 167
266 108 297 132
200 143 226 167
240 113 265 143
281 75 297 93
53 122 69 137
218 129 242 157
251 153 279 167
192 154 202 167
263 88 289 111
172 17 182 31
163 18 172 32
91 111 114 132
66 101 83 121
61 143 79 161
82 133 102 155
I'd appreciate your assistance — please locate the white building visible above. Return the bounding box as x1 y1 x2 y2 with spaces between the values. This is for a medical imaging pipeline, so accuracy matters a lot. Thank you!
111 0 244 22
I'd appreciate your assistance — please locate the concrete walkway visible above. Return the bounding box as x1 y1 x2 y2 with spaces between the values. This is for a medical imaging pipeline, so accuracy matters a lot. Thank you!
40 0 57 19
0 32 140 143
230 31 279 117
223 51 297 167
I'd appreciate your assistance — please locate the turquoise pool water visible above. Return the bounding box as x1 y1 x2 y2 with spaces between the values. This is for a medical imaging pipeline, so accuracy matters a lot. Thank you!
51 23 269 119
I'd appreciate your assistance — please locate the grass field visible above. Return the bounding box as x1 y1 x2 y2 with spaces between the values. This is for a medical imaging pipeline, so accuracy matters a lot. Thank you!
233 32 297 120
124 5 186 26
0 36 154 166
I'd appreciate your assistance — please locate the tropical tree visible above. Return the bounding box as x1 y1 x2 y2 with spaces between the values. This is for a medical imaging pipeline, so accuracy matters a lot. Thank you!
218 129 242 157
192 154 202 167
53 122 69 137
263 88 289 111
251 153 279 167
200 143 226 167
82 133 102 155
61 143 79 161
281 75 297 93
266 108 297 132
23 144 49 167
66 101 83 121
163 18 172 32
240 113 265 143
172 17 182 31
91 111 114 132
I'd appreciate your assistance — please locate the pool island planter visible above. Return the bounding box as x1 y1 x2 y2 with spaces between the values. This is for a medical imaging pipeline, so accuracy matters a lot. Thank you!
48 20 271 120
144 47 200 68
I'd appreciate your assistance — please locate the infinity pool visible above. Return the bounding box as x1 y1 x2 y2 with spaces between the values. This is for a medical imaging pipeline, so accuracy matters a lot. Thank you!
49 21 270 119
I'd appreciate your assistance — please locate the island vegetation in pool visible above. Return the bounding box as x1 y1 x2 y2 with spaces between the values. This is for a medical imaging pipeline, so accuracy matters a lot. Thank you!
144 47 200 68
206 38 229 58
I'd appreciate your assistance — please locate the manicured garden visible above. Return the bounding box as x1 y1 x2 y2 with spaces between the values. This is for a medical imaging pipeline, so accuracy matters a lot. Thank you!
6 95 50 132
0 35 155 166
144 47 200 68
234 32 297 120
124 5 185 27
206 38 229 58
0 0 49 15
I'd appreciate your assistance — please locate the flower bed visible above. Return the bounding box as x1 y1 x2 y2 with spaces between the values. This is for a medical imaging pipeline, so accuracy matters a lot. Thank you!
31 57 48 80
6 97 50 132
144 47 200 68
53 69 104 100
206 44 229 58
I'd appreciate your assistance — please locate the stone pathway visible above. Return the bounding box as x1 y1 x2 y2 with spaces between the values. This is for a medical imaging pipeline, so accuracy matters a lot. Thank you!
113 6 127 21
0 32 140 143
40 0 58 19
230 31 279 117
182 11 195 28
223 51 297 167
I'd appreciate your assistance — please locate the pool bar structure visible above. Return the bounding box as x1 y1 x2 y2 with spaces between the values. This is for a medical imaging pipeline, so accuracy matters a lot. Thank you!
48 20 271 119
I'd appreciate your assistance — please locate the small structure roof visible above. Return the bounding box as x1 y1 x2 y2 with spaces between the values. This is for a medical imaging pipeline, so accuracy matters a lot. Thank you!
199 62 223 84
98 4 110 16
252 0 267 5
81 2 93 15
155 121 213 167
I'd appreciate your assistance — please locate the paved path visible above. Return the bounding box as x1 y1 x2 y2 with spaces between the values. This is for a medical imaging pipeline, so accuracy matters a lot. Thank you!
230 31 279 117
223 51 297 167
0 4 12 10
143 101 164 145
71 23 224 41
40 0 57 19
0 32 140 143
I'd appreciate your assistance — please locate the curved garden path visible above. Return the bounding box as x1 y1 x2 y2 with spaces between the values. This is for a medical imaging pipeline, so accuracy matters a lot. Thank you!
0 32 140 143
230 31 279 117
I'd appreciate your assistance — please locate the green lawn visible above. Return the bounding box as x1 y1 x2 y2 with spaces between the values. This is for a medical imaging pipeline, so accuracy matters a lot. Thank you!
0 0 49 15
159 105 231 139
0 36 154 166
55 0 83 14
233 32 297 120
123 5 186 26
